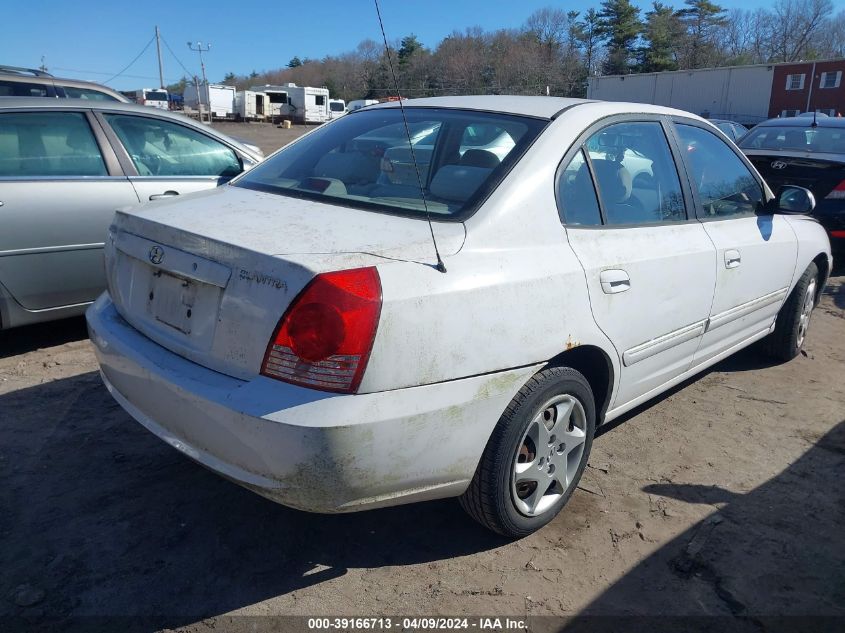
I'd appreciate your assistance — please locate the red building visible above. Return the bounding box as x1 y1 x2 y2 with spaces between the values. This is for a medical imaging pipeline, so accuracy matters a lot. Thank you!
769 59 845 118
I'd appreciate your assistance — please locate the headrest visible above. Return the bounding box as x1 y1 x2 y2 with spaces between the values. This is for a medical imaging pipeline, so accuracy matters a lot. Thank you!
590 159 632 203
430 164 491 203
460 149 500 168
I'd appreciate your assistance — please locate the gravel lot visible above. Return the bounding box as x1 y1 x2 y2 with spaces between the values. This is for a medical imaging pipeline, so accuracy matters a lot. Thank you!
212 121 310 155
1 121 843 628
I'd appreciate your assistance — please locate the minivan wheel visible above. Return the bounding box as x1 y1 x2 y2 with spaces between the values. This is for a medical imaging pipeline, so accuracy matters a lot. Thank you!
762 262 818 362
460 367 596 538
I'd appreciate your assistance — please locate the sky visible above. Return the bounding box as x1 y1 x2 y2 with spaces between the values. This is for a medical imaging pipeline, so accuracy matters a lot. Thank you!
4 0 784 91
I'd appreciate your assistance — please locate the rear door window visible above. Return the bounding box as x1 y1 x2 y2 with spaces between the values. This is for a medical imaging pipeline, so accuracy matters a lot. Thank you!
0 111 107 177
104 114 241 178
585 121 686 225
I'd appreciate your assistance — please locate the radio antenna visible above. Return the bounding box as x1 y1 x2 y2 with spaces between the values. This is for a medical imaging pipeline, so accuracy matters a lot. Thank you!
373 0 446 273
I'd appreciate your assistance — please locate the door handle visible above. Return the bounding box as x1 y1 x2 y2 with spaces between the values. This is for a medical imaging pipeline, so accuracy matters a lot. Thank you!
149 191 179 200
600 269 631 294
725 249 741 269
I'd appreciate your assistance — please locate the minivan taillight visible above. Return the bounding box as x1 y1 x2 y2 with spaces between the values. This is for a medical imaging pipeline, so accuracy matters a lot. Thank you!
826 180 845 200
260 267 382 393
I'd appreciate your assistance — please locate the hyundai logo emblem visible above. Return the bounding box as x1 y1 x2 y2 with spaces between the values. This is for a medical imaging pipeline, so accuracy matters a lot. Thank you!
149 245 165 265
771 160 788 170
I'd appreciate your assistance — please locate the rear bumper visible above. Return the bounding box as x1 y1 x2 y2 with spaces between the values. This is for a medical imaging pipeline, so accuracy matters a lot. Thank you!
86 294 539 513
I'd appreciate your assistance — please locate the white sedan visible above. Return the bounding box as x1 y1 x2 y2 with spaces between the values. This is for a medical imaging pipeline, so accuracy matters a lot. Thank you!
87 96 831 537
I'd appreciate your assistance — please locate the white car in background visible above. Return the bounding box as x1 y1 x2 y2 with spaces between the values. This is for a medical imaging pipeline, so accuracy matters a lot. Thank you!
87 96 831 537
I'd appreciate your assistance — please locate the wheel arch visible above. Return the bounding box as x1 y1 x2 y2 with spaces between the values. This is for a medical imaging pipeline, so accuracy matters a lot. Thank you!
544 344 615 424
812 252 831 303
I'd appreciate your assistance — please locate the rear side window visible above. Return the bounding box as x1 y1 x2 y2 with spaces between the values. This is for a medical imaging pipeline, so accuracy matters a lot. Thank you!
0 79 49 97
677 124 764 218
0 112 107 177
586 121 686 225
62 86 120 101
557 149 601 226
105 114 241 178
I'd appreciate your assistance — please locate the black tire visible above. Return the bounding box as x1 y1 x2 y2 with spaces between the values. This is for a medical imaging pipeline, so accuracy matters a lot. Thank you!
460 367 596 538
762 262 819 361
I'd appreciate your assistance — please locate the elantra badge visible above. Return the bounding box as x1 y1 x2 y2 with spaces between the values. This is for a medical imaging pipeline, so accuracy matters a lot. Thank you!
771 160 788 170
149 245 165 265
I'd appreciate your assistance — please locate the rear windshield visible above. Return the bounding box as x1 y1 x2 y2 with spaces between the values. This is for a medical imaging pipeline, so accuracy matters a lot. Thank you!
145 91 168 101
233 107 546 219
739 125 845 154
330 102 345 112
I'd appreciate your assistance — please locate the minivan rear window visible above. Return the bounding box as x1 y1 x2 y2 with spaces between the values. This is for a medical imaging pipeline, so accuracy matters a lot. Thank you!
233 107 546 219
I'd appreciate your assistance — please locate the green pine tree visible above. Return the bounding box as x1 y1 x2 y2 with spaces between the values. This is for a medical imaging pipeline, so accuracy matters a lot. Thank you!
598 0 643 75
640 2 681 72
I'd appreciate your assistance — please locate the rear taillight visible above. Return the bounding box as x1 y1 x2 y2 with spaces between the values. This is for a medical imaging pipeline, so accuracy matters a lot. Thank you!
260 267 382 393
825 180 845 200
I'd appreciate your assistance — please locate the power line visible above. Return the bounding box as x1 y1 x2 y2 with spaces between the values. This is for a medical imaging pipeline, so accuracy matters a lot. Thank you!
102 35 156 84
161 35 196 79
51 66 181 83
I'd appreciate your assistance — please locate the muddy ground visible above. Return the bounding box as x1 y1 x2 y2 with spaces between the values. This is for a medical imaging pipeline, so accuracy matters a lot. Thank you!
0 122 843 629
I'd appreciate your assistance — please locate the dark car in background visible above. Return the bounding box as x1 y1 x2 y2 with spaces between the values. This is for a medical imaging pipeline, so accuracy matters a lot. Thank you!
739 116 845 252
709 118 748 143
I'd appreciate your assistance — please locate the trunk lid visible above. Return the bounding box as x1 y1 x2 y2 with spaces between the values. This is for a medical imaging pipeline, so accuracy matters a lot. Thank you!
745 151 845 201
107 185 464 380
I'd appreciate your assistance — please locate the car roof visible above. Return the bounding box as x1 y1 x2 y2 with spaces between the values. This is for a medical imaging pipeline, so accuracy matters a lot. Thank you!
0 98 263 160
0 72 130 101
756 116 845 128
368 95 699 120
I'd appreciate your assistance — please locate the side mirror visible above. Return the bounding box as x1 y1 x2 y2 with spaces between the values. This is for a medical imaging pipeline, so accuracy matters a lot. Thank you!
770 185 816 215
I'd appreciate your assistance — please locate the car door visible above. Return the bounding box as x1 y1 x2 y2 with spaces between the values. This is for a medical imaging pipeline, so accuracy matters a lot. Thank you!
557 117 717 408
0 109 139 310
670 121 798 364
96 112 245 203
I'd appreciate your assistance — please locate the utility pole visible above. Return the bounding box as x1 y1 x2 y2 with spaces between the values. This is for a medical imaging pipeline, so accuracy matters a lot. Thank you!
188 41 211 123
155 26 165 89
187 40 211 86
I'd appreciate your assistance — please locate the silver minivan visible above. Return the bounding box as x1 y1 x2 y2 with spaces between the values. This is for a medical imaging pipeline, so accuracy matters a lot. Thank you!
0 98 263 329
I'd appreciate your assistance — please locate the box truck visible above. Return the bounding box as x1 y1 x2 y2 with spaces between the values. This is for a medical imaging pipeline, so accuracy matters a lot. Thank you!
183 83 236 119
235 90 268 121
133 88 169 110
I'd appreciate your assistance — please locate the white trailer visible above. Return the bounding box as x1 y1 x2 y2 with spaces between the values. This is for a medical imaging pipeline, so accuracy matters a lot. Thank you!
328 99 347 119
348 99 378 112
250 85 289 122
235 90 268 121
275 83 331 124
183 83 236 119
587 64 776 126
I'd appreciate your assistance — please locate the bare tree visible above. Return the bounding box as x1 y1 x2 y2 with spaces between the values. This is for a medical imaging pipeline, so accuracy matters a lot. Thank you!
769 0 833 61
